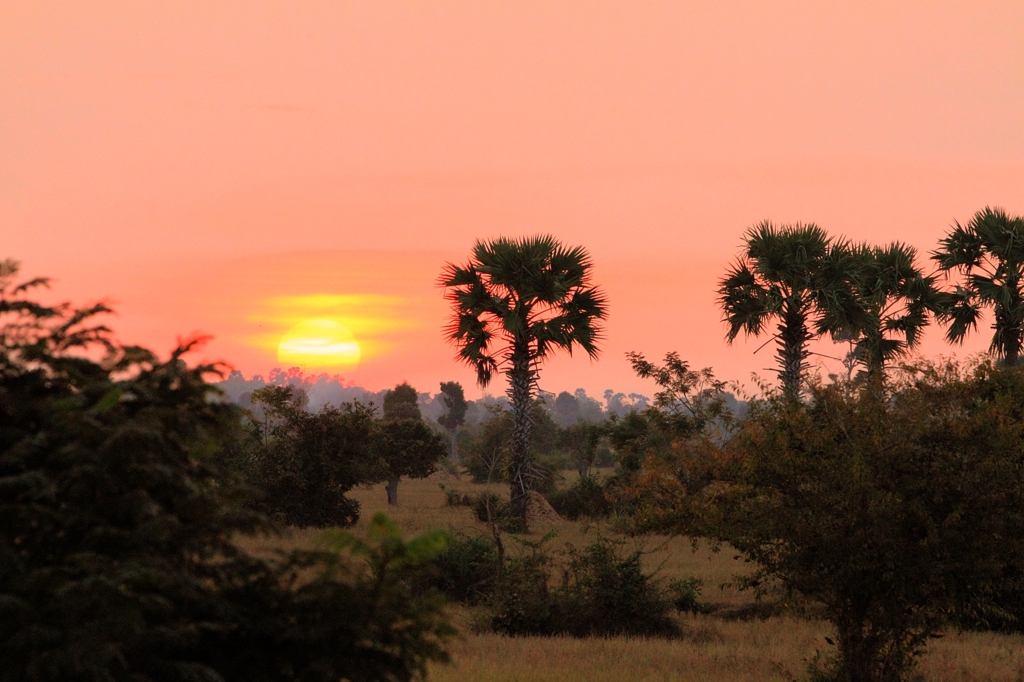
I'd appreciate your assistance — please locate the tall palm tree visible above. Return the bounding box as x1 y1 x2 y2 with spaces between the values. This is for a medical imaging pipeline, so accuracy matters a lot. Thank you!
847 242 943 383
440 236 607 521
933 207 1024 366
718 221 860 397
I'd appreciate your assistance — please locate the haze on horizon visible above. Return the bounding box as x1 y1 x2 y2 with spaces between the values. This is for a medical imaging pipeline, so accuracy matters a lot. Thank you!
3 1 1023 398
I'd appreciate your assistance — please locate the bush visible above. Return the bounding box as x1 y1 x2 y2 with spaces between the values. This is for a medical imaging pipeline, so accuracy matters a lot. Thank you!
422 533 500 604
492 538 679 638
553 540 680 637
544 474 611 520
668 576 708 614
491 541 555 636
471 492 527 533
444 488 472 507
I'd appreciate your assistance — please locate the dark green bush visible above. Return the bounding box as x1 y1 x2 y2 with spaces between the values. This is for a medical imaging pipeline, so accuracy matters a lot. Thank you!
492 538 679 638
491 544 554 636
668 576 708 614
472 492 507 523
471 492 527 533
544 474 611 520
423 533 500 604
554 540 680 637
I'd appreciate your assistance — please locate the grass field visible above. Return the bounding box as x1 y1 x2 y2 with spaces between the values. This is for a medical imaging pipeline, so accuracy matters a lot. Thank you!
272 473 1024 682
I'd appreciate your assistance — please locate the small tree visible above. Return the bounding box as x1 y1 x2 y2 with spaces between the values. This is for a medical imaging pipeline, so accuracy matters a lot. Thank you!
381 382 445 505
383 381 422 420
437 381 468 460
227 383 383 527
557 421 602 478
378 418 447 506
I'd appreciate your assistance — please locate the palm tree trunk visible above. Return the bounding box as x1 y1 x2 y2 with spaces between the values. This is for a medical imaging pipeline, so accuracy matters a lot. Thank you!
507 343 534 522
777 304 810 398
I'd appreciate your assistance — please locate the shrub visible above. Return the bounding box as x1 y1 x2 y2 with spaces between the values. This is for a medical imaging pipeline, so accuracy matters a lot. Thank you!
491 541 555 636
668 576 708 614
423 533 500 604
444 488 472 507
544 474 611 520
491 538 679 638
553 540 680 638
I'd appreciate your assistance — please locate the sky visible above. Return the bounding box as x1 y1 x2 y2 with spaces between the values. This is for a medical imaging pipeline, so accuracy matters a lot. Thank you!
3 2 1023 398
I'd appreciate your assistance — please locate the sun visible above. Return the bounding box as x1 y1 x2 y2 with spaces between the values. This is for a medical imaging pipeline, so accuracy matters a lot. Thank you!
277 319 361 370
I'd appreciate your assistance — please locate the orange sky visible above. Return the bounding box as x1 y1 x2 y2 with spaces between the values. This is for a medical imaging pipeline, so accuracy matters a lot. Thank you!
3 2 1023 398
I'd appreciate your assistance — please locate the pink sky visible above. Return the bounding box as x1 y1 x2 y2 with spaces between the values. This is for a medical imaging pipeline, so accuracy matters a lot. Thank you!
3 2 1023 397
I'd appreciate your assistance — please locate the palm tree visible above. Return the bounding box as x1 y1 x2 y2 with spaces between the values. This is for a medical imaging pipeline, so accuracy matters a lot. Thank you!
718 221 860 396
440 236 607 521
847 242 944 383
933 207 1024 366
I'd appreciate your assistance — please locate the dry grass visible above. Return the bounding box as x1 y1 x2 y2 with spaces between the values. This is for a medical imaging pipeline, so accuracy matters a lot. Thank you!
256 475 1024 682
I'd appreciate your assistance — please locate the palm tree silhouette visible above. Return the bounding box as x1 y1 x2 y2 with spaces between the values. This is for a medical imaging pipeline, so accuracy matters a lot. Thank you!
847 242 943 383
933 206 1024 366
718 221 859 396
440 236 607 521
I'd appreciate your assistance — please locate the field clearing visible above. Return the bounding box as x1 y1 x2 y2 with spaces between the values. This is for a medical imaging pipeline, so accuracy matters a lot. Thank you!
267 474 1024 681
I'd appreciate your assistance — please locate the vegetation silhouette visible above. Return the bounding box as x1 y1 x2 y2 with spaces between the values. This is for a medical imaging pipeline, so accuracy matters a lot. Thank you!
380 381 447 506
0 260 453 682
719 222 861 397
933 206 1024 366
440 235 607 523
437 381 468 461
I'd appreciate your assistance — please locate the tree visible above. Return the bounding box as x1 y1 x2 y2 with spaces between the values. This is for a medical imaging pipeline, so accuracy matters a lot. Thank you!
381 382 445 505
0 260 454 681
932 206 1024 366
440 236 607 521
551 391 582 426
238 394 382 527
437 381 467 460
556 421 602 478
383 381 421 420
461 401 559 490
846 242 943 383
710 366 1024 682
718 221 860 396
378 418 447 506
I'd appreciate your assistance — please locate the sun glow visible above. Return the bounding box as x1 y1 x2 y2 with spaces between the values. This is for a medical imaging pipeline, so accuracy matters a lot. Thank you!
277 319 361 370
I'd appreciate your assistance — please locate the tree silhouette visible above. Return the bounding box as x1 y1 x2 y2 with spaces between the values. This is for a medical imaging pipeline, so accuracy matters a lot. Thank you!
847 242 944 383
382 382 442 505
0 260 453 680
440 236 607 521
437 381 468 460
933 206 1024 366
718 221 860 396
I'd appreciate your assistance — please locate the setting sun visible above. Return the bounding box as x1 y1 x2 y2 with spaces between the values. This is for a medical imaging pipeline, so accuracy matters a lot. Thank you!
277 319 361 370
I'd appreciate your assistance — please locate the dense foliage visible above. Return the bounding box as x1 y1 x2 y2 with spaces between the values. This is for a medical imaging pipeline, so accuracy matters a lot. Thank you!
0 261 454 681
623 354 1024 682
238 386 381 527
